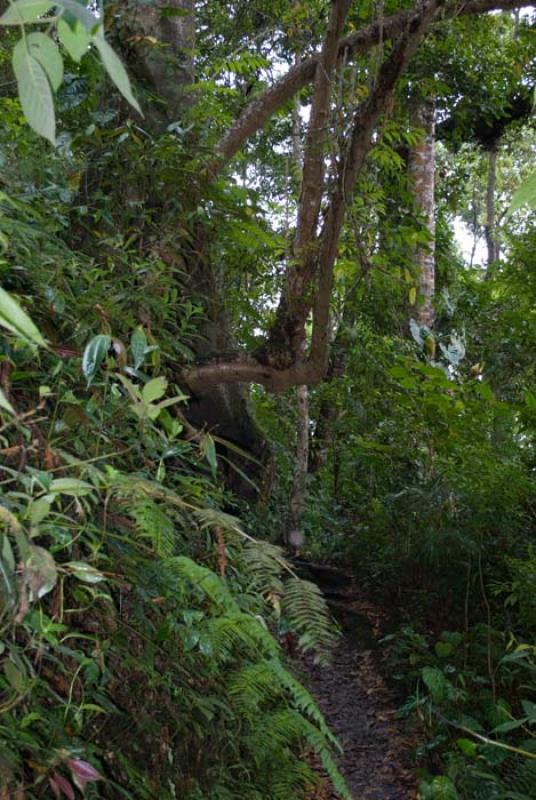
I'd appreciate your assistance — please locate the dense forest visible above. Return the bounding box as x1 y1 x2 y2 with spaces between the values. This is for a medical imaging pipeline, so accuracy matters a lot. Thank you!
0 0 535 798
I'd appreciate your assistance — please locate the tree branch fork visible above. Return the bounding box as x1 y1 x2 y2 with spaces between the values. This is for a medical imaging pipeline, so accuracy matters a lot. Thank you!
185 0 530 395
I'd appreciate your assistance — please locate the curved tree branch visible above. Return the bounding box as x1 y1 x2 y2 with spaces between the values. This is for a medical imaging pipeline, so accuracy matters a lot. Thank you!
207 0 530 180
260 0 352 366
186 0 530 394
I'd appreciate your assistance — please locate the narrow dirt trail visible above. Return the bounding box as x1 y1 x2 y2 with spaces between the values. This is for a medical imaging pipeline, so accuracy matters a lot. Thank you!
297 566 418 799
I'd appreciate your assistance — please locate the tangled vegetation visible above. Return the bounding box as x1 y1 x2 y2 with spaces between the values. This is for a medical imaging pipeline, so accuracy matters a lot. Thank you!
1 1 536 798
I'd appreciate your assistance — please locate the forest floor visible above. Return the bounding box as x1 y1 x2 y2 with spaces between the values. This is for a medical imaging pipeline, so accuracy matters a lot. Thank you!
296 570 418 800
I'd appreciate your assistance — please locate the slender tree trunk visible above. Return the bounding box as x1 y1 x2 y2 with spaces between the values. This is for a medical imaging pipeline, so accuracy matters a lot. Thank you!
288 383 310 538
485 143 499 270
287 55 310 542
408 100 436 327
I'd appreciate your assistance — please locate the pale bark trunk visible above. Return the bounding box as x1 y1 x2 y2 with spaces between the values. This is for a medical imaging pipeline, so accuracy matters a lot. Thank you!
288 383 310 540
485 144 499 268
122 0 195 121
287 58 310 542
409 101 436 327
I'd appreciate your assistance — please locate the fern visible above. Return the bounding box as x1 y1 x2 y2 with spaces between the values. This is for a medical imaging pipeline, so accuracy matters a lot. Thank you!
228 659 340 750
243 539 286 595
248 709 352 800
164 555 238 611
282 578 340 664
132 497 177 557
204 613 279 662
241 542 340 663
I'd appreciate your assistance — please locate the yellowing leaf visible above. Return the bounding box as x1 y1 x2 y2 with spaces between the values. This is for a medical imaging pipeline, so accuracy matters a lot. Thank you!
409 286 417 305
142 376 168 403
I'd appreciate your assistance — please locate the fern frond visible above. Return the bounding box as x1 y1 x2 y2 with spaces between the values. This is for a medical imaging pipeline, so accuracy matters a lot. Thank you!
132 497 176 557
243 540 286 596
249 709 352 800
164 556 238 611
205 613 279 662
282 578 340 664
228 661 284 714
268 659 342 751
227 658 340 750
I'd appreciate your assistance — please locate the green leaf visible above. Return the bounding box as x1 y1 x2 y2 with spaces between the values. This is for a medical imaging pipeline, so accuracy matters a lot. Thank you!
12 40 56 145
521 699 536 723
55 0 100 31
93 36 142 115
508 171 536 215
435 641 454 659
421 666 448 703
142 376 168 403
1 533 15 572
0 286 46 345
57 17 91 62
409 286 417 305
48 478 94 496
26 32 64 91
26 544 57 599
457 738 477 756
492 718 528 733
82 334 111 386
29 498 51 528
0 387 15 415
421 775 458 800
65 561 105 584
0 0 53 25
4 660 24 691
204 435 218 478
131 327 147 370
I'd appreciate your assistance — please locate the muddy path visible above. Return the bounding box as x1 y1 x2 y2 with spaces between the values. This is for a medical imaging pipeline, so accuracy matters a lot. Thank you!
296 565 418 799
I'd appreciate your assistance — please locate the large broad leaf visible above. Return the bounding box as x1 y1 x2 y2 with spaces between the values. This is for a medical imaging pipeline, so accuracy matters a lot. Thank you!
55 0 100 32
82 334 111 386
57 17 90 63
12 40 56 145
0 286 46 345
421 666 448 703
508 171 536 215
0 0 53 25
48 478 94 496
26 32 63 92
93 35 142 115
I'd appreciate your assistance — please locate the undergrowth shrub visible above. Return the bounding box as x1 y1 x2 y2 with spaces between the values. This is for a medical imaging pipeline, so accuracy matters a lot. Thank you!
0 281 348 799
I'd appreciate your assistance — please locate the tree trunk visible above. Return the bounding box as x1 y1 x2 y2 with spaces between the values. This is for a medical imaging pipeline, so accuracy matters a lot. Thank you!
408 100 436 327
287 383 310 544
485 143 499 269
286 57 310 542
116 0 270 496
120 0 195 123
